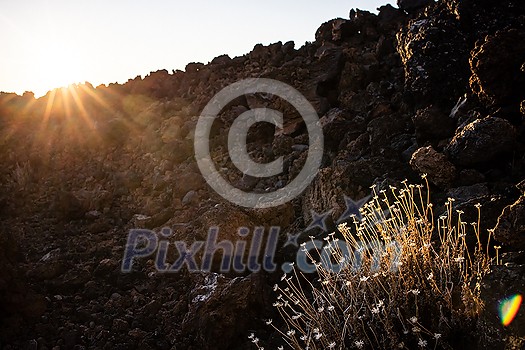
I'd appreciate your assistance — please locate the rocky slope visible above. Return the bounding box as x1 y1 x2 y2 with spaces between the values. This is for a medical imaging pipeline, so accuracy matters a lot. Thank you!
1 0 524 349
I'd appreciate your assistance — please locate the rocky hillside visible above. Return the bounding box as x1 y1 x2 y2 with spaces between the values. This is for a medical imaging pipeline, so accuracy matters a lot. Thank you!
1 0 524 349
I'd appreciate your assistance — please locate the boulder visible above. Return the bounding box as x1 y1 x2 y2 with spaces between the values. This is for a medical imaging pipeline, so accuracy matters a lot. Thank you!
210 54 231 65
397 0 433 12
493 195 525 251
445 116 517 167
319 108 363 150
410 146 456 187
469 29 525 111
160 117 183 143
302 156 409 226
413 105 455 142
185 62 204 73
180 273 269 350
477 261 525 349
397 9 470 107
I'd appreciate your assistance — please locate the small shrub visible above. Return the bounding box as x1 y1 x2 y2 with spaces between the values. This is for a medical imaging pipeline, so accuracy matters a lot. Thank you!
262 179 491 349
10 161 33 191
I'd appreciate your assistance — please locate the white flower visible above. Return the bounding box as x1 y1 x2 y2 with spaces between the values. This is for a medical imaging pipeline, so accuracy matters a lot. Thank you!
273 284 278 291
410 289 420 296
317 306 325 312
427 272 433 280
252 337 259 344
314 332 323 340
371 307 380 314
327 305 335 311
355 340 364 349
418 338 427 347
248 333 255 339
433 333 442 340
287 329 296 337
454 257 465 263
328 342 336 349
278 347 284 350
412 327 421 333
360 276 370 282
265 319 273 325
409 316 418 323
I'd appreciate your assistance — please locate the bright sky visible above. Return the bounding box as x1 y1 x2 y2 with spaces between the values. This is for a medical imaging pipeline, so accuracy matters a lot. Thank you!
0 0 393 97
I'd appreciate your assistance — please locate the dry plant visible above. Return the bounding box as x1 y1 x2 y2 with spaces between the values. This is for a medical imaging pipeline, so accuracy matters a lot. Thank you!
10 161 33 191
256 178 491 350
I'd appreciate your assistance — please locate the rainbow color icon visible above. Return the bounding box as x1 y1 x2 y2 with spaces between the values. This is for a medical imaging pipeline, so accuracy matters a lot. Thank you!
499 294 522 326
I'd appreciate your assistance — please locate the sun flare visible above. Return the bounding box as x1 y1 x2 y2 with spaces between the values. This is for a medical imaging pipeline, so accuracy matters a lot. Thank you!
31 43 87 97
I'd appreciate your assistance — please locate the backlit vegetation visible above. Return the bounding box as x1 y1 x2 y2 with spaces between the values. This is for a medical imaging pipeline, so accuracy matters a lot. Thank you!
261 179 491 349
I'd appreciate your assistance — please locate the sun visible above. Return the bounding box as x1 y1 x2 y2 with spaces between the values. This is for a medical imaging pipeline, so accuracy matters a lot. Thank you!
31 42 88 97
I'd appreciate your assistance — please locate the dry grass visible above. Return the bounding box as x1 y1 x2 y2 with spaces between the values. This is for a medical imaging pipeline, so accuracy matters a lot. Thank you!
259 178 491 349
10 161 33 191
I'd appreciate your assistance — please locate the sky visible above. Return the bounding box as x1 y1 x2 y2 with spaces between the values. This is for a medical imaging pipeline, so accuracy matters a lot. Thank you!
0 0 393 97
